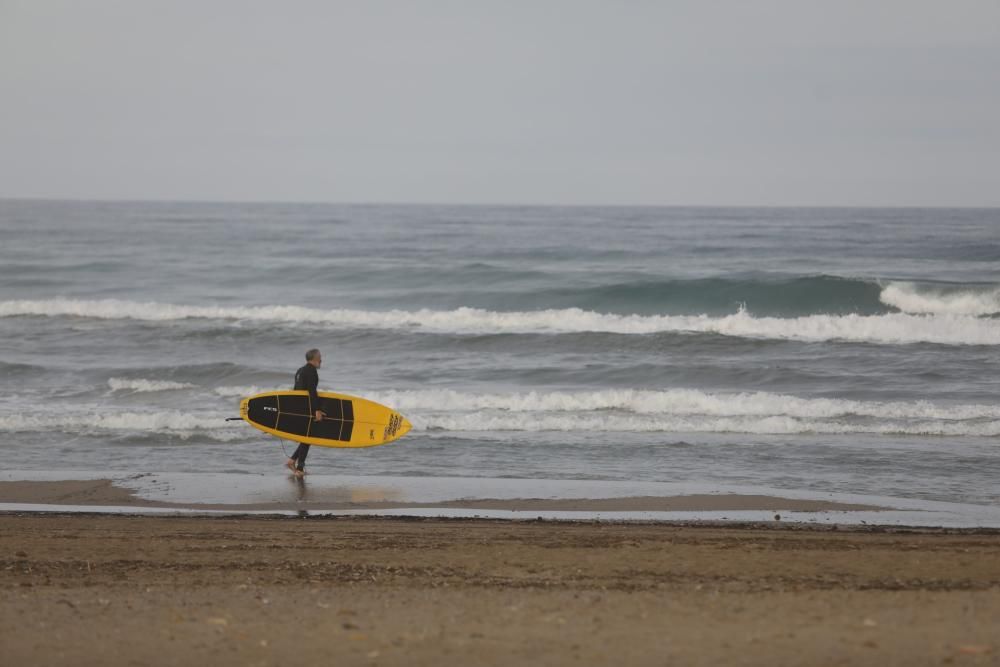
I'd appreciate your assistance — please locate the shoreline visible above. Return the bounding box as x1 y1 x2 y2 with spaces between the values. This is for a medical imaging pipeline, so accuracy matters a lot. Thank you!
3 510 1000 537
3 472 1000 528
0 478 886 512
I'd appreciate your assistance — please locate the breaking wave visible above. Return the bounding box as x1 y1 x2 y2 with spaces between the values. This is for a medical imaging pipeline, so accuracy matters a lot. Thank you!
3 388 998 438
415 413 1000 437
0 410 243 441
2 297 999 345
368 388 1000 421
370 388 1000 437
213 385 267 397
880 282 1000 316
108 378 197 393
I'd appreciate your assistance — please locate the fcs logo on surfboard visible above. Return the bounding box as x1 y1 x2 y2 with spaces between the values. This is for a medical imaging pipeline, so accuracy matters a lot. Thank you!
384 414 404 440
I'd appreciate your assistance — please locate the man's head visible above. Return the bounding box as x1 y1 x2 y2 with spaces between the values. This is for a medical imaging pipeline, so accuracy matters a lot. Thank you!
305 348 322 368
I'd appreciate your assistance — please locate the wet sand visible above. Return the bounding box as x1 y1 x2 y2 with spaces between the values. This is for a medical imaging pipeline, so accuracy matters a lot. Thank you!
0 478 885 513
2 513 998 666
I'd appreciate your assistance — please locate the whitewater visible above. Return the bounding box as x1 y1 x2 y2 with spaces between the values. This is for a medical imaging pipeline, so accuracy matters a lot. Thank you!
3 292 999 345
3 387 999 438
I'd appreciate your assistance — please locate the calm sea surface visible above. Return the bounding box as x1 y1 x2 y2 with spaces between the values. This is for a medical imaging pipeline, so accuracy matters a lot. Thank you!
1 201 998 506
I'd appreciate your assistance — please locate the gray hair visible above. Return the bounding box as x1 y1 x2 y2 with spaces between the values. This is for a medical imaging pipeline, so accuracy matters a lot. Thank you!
305 348 321 362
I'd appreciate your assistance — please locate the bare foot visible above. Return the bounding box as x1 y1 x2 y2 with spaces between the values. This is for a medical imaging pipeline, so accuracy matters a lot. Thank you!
293 469 305 478
286 459 297 473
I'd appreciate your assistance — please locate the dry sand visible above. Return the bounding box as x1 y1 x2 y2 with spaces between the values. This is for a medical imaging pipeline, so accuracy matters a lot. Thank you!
2 512 999 666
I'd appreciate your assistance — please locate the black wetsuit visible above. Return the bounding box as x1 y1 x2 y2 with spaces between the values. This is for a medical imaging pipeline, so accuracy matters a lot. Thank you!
289 363 321 471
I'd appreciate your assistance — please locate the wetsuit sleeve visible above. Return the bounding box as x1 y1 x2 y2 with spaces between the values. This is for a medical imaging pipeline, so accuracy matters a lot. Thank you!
306 366 321 415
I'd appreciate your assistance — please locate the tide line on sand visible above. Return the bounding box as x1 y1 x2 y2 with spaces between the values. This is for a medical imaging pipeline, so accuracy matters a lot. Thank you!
2 472 999 528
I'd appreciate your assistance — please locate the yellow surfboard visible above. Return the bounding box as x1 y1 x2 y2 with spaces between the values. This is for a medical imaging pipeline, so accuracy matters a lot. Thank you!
239 390 411 448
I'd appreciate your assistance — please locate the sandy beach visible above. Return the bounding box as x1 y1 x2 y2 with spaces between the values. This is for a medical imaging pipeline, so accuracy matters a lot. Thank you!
2 512 998 666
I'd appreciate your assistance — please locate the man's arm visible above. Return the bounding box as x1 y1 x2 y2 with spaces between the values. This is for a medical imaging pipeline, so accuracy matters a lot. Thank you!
307 366 325 421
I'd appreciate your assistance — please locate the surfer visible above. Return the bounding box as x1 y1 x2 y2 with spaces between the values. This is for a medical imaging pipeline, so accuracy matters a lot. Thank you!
286 348 326 477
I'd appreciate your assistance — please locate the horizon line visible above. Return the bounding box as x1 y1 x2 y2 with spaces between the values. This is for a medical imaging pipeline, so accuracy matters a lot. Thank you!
2 196 998 211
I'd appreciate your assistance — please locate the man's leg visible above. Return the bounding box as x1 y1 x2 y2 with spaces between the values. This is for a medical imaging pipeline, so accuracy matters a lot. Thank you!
295 444 310 472
286 443 306 472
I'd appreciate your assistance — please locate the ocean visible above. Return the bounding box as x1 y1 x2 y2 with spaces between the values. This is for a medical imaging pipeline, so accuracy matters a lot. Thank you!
1 200 998 513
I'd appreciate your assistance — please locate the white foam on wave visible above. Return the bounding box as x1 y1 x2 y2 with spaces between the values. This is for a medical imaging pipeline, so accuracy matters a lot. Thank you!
108 378 197 393
416 413 1000 437
880 282 1000 316
212 385 278 398
368 388 1000 422
2 388 998 438
2 297 999 345
0 410 242 441
373 388 1000 436
363 388 1000 436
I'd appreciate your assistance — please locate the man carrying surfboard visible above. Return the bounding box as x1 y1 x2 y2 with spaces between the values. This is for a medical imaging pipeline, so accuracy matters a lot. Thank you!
286 348 326 477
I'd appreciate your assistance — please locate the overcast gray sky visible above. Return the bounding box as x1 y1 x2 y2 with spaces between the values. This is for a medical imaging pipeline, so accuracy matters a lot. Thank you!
2 0 999 206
